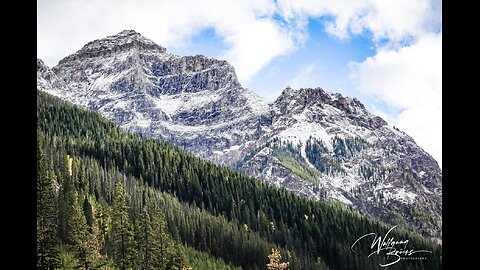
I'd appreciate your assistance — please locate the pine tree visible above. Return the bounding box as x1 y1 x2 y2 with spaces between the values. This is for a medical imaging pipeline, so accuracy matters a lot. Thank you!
151 208 171 269
66 191 87 249
57 176 72 244
138 208 154 270
167 242 189 270
94 197 110 258
58 248 78 270
83 196 95 229
65 188 99 270
72 194 105 269
111 182 137 270
82 215 105 269
37 141 60 269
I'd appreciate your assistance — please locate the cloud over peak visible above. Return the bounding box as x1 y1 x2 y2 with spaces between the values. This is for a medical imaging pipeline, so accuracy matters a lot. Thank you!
350 33 442 167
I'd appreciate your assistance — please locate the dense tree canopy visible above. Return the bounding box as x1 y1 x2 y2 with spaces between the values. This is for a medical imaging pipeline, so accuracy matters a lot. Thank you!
37 91 441 269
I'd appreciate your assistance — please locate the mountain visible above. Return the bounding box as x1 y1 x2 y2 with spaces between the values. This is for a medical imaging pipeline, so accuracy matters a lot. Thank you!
37 30 442 241
38 30 269 166
37 91 442 269
238 87 442 240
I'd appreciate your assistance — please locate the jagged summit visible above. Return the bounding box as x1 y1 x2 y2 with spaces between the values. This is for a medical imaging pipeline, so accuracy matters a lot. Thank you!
83 29 166 51
275 87 369 120
37 58 49 72
58 30 167 65
37 29 266 164
37 58 69 93
51 29 242 96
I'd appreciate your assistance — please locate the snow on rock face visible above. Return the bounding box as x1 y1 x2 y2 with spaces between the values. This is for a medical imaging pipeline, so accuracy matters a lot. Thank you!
238 86 442 241
37 59 69 94
37 30 442 242
58 30 167 65
39 30 269 167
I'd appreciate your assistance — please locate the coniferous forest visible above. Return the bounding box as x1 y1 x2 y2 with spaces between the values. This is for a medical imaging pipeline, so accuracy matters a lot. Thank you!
37 91 441 269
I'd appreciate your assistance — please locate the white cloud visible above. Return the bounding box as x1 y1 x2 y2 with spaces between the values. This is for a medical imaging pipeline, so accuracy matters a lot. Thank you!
38 0 440 82
276 0 441 44
37 0 293 83
349 33 442 167
217 16 295 83
289 63 317 89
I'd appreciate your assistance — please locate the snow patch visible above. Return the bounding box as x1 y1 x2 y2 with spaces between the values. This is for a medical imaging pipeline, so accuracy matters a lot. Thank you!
151 91 221 116
274 121 333 151
379 187 417 204
243 90 270 115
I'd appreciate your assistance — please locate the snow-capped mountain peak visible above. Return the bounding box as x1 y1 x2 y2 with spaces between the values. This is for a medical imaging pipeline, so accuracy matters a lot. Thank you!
37 30 442 242
58 30 167 65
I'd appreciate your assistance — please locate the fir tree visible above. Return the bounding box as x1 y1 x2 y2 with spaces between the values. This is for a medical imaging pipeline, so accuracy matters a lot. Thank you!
65 189 99 269
83 196 95 229
37 141 60 269
151 209 171 268
82 214 105 269
94 197 110 257
66 190 87 249
167 242 189 270
138 208 154 270
111 182 137 270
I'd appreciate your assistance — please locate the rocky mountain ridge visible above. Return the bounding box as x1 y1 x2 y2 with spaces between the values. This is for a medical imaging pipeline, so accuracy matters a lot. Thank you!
37 30 442 241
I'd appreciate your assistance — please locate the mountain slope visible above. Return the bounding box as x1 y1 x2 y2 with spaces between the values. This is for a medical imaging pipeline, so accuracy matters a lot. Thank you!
38 30 269 166
238 87 442 240
37 30 442 241
37 91 441 269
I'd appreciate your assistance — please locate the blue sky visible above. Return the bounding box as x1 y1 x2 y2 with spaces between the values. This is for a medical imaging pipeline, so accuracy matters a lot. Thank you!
164 16 405 128
247 18 377 100
37 0 441 167
170 18 377 101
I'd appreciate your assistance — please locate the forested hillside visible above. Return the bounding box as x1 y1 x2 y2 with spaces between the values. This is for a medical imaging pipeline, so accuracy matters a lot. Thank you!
37 91 441 269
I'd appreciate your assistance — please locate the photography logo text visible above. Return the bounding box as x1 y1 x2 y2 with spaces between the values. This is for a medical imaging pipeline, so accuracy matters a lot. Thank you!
351 225 433 267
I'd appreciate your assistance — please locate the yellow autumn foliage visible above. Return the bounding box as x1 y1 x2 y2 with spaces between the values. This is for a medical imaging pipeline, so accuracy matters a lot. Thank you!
266 248 289 270
67 155 73 176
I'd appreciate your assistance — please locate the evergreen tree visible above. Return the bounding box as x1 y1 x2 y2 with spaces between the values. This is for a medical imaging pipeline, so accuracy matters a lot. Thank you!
111 182 137 270
138 208 154 270
82 214 105 269
66 190 87 249
95 198 110 258
151 209 171 269
83 196 95 229
58 248 78 270
57 175 72 244
37 141 60 269
167 242 189 270
65 189 100 269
